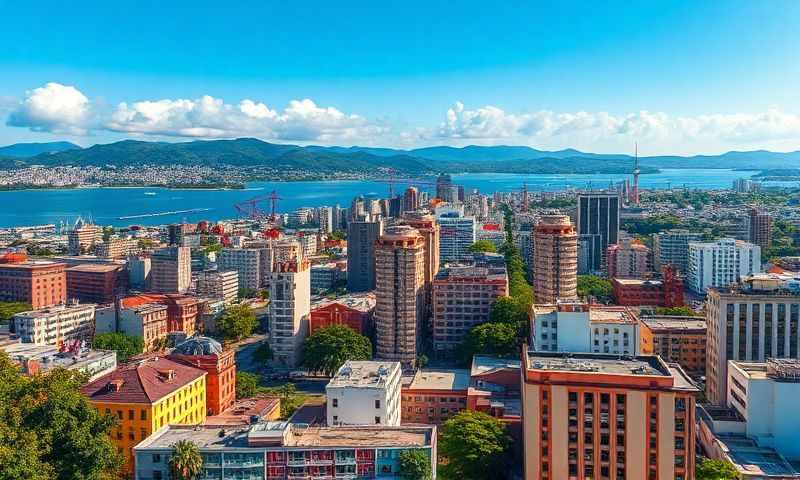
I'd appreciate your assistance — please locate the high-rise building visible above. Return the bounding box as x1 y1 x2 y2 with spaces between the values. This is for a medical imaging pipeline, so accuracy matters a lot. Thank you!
149 246 191 293
705 274 800 405
346 216 384 292
436 173 453 201
0 259 66 308
218 248 265 290
521 350 698 480
168 336 236 416
400 213 441 320
533 215 578 303
652 230 703 275
96 237 138 259
403 186 419 213
127 255 151 289
374 226 425 365
318 206 334 233
12 303 96 346
66 263 128 304
607 237 651 279
67 218 103 255
196 270 239 305
437 212 476 263
432 253 508 353
687 238 761 294
749 207 773 250
326 360 402 426
268 259 311 367
577 193 620 272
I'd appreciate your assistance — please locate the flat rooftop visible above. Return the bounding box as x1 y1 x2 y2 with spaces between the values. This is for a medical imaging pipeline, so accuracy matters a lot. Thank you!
0 259 65 269
66 263 122 273
205 395 281 427
589 308 638 325
311 292 376 313
408 369 471 391
613 278 663 286
641 316 707 332
716 434 799 477
471 355 521 377
526 351 667 376
14 302 96 318
2 344 114 370
137 424 434 450
327 361 400 389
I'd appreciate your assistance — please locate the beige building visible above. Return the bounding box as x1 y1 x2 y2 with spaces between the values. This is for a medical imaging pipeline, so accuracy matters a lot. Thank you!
195 270 239 305
375 226 426 365
607 237 650 279
268 259 311 368
13 302 96 346
522 350 698 480
149 246 191 293
96 237 139 259
67 218 103 255
534 215 578 303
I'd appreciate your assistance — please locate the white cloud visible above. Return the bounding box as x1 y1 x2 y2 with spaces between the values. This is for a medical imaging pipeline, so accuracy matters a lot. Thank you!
6 82 91 135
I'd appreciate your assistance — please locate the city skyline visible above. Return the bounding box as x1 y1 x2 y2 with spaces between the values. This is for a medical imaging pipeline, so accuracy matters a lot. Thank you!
1 1 800 155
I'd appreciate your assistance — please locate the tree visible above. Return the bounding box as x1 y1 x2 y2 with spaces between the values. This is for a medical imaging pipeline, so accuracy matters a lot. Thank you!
489 296 528 326
216 304 257 341
254 341 273 364
696 457 738 480
0 301 31 325
92 332 144 362
439 411 511 480
399 449 432 480
467 240 497 254
235 372 261 399
302 325 372 376
577 275 613 303
0 352 122 480
168 439 203 480
265 383 306 419
415 354 429 369
328 230 346 241
460 322 520 363
655 306 701 317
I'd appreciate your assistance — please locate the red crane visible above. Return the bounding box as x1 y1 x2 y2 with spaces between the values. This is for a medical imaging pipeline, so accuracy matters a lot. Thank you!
233 190 282 220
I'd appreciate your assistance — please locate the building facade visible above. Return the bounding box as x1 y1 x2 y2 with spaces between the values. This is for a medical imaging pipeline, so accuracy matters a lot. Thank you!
66 263 128 304
12 302 96 346
150 246 191 294
0 260 66 309
607 238 650 279
326 361 402 426
268 260 311 368
687 238 761 294
437 212 476 264
401 368 470 425
168 336 236 416
641 316 707 377
612 265 684 307
577 193 620 272
309 293 375 336
652 230 703 276
196 269 239 305
749 207 773 250
346 216 384 292
218 248 265 291
533 215 578 303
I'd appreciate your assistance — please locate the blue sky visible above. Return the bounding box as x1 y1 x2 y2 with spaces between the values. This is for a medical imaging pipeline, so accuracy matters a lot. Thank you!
2 0 799 155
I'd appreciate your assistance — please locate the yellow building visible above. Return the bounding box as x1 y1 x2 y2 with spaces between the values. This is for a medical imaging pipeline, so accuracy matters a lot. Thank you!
80 356 207 473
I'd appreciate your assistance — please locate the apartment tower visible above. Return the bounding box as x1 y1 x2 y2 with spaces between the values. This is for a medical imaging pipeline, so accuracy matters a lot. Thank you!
534 215 578 303
346 215 384 292
577 193 620 272
268 259 311 368
150 246 191 294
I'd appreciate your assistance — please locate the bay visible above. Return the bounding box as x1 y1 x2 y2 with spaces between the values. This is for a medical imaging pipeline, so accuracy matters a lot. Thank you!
0 169 793 228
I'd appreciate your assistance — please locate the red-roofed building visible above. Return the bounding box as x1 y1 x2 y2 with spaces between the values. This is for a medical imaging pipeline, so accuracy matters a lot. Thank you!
309 293 376 336
168 336 236 415
613 265 684 307
120 294 203 337
80 356 207 473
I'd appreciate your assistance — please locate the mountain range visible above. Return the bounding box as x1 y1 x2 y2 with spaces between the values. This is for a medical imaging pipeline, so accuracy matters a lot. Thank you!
1 138 799 175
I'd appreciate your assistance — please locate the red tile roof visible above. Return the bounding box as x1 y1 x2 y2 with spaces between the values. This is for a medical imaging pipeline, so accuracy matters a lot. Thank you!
80 356 206 404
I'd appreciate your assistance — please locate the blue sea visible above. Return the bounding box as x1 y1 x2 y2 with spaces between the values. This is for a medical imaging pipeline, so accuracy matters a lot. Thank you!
1 169 795 228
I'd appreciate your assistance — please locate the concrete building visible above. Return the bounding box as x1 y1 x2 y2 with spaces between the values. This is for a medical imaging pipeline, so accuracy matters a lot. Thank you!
403 186 419 212
0 259 66 309
705 274 800 405
374 226 426 365
436 172 454 201
67 218 102 255
218 247 264 291
641 316 707 377
431 252 508 353
12 302 96 346
577 193 620 272
533 215 578 303
81 356 207 473
749 206 773 250
128 255 151 289
318 206 334 234
688 238 761 294
115 302 169 351
196 270 239 305
168 336 236 416
612 265 685 307
326 360 402 426
2 343 116 381
66 263 128 304
268 259 311 368
133 423 436 480
346 215 384 292
606 237 650 279
96 237 139 259
652 229 703 275
521 350 698 480
309 293 375 336
437 212 476 263
531 301 647 355
401 368 470 425
150 246 191 294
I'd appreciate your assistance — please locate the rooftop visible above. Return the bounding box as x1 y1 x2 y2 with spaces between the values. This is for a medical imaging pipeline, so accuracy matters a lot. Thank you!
66 263 123 273
471 355 521 378
641 316 707 332
13 302 96 318
0 259 65 270
612 277 663 286
205 395 281 427
172 336 224 356
408 369 471 391
526 351 666 376
311 292 376 313
327 361 400 389
80 356 206 404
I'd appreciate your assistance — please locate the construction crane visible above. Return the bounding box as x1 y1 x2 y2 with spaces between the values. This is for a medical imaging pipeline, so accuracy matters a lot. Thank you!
233 190 282 220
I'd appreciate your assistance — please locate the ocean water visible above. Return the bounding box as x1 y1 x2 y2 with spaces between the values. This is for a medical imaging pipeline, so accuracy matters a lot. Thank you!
0 169 792 228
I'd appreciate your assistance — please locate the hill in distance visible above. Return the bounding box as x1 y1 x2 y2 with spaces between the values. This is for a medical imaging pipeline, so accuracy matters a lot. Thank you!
0 141 81 158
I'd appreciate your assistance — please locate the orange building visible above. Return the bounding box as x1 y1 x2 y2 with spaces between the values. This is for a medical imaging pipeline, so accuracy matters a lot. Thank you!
120 294 203 337
401 369 470 425
168 336 236 415
66 263 128 304
309 293 376 336
0 260 66 309
641 316 707 377
522 349 698 480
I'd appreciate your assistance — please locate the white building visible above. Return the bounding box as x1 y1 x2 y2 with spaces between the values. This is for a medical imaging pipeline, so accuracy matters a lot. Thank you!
296 233 318 258
531 301 643 355
13 303 96 346
218 248 265 290
268 260 311 368
196 270 239 305
318 206 334 233
2 343 116 381
727 359 800 460
688 238 761 294
437 212 476 263
326 360 402 427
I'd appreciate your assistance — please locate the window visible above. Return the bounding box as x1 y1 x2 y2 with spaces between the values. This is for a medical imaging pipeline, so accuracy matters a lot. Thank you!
332 398 338 408
153 471 163 480
140 410 147 421
375 399 381 409
152 454 161 463
375 416 381 424
332 415 338 423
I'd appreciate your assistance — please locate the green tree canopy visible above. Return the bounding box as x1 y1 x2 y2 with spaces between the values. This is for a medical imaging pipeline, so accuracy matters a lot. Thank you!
168 439 203 480
0 352 122 480
577 275 613 303
328 230 346 241
655 306 701 317
489 296 528 326
253 341 273 364
235 372 261 399
398 449 432 480
0 301 31 325
467 240 497 254
439 411 512 480
216 304 257 341
92 332 144 362
696 457 738 480
302 325 372 376
460 322 520 364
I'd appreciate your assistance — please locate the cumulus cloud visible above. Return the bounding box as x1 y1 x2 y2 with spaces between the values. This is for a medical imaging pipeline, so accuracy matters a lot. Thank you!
6 82 92 135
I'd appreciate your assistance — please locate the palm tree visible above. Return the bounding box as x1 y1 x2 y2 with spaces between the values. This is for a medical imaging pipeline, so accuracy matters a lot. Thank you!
168 439 203 480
